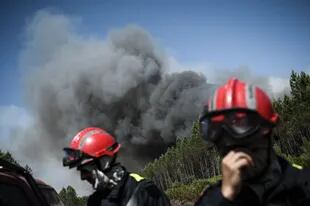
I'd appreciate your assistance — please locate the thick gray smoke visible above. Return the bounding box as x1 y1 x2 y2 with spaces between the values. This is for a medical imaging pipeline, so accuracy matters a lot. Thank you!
7 11 288 194
19 11 213 173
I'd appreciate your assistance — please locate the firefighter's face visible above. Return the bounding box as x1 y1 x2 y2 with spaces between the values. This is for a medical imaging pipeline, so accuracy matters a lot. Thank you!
77 157 115 191
233 140 269 180
217 130 271 180
77 161 97 185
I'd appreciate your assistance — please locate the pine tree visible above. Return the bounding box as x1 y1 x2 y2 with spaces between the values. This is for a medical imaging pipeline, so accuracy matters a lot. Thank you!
59 186 87 206
0 150 32 174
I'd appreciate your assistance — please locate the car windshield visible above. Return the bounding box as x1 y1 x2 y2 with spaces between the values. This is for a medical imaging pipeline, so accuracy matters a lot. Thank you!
40 188 64 206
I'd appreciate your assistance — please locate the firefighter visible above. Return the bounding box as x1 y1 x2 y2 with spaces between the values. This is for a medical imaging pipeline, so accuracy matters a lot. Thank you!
63 127 171 206
195 78 310 206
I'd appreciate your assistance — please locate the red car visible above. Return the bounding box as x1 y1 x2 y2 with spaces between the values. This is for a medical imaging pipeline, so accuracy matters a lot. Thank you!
0 159 64 206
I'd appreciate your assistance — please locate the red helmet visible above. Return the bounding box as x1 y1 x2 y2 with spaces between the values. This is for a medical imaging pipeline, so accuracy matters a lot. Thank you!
206 78 279 124
63 127 120 168
200 78 279 141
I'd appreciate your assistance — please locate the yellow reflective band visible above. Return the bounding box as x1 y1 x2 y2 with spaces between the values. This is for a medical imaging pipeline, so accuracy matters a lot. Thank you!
292 163 303 170
130 173 144 182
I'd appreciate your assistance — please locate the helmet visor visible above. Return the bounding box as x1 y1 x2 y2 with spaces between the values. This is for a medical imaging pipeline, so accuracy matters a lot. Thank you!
223 112 259 138
200 110 266 142
200 117 222 142
63 148 88 168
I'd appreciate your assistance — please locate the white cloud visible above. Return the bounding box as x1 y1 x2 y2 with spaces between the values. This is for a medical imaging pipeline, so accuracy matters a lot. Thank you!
0 105 33 145
0 105 33 129
268 76 290 99
0 104 92 195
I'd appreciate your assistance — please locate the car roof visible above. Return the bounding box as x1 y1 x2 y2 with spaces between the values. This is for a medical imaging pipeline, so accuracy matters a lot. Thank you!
0 159 49 206
35 178 55 190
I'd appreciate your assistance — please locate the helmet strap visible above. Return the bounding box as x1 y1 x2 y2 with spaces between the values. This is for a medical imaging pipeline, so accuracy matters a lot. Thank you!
95 155 117 171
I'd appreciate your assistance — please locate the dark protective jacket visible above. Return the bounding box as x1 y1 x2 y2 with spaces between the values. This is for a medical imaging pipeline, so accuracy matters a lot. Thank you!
195 157 310 206
87 172 171 206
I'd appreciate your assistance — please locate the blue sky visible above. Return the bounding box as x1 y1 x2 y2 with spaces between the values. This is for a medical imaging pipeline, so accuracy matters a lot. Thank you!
1 0 310 106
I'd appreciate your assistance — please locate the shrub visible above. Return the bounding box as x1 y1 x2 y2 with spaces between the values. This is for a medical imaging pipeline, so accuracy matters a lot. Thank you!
165 176 221 201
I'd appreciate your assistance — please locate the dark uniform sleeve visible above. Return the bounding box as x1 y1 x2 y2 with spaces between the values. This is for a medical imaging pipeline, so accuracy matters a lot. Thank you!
195 185 234 206
293 168 310 206
87 191 103 206
134 180 171 206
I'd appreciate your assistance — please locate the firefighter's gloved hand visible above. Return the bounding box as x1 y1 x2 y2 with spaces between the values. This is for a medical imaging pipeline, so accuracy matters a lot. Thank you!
92 169 117 191
221 150 254 200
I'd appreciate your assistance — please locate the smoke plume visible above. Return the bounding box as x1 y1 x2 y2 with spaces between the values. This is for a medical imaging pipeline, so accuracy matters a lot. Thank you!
18 11 212 175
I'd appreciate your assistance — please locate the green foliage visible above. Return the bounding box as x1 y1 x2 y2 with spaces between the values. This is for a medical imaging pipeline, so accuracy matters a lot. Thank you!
0 150 19 165
142 121 221 190
59 186 87 206
273 71 310 155
0 150 33 174
277 139 310 168
298 139 310 168
166 176 221 201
